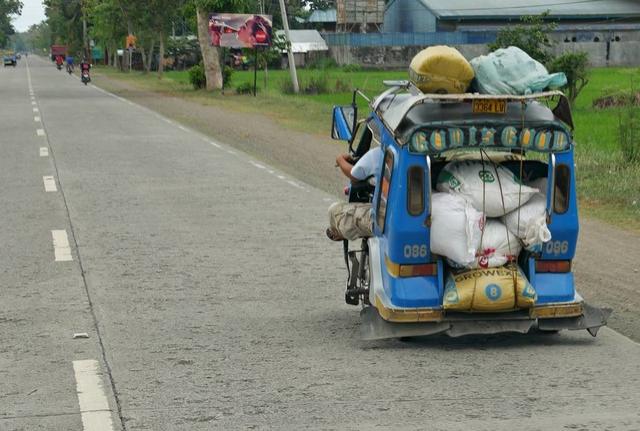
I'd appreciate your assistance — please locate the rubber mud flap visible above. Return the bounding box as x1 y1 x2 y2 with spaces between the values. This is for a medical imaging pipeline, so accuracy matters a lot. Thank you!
445 319 534 337
537 303 612 336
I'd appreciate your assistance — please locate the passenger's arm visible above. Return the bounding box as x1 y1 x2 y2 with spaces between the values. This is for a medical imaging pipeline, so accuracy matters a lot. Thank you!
336 153 357 182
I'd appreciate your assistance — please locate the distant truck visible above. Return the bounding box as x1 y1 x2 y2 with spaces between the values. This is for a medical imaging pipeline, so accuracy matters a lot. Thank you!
50 45 67 61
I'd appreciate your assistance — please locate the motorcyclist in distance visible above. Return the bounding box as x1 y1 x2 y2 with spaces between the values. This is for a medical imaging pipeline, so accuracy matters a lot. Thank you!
80 58 92 84
65 54 74 73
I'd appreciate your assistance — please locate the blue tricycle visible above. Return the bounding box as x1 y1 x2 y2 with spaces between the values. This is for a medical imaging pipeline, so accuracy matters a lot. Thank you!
331 82 611 340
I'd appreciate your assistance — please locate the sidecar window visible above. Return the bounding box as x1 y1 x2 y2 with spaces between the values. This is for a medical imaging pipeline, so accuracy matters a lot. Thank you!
376 149 394 232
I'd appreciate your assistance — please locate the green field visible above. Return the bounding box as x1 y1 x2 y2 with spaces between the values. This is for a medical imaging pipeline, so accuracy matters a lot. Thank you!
97 65 640 229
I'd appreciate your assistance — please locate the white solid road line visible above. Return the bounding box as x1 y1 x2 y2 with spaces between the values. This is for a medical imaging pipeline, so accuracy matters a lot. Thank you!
40 147 49 157
287 180 305 190
51 230 73 262
87 77 317 195
250 161 267 170
36 129 45 137
72 360 115 431
43 176 57 192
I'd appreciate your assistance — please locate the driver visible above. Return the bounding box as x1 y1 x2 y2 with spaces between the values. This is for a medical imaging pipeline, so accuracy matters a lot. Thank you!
65 54 74 70
326 145 383 241
80 58 91 73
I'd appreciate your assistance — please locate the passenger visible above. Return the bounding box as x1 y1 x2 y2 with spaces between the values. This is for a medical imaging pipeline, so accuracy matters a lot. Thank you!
326 146 384 241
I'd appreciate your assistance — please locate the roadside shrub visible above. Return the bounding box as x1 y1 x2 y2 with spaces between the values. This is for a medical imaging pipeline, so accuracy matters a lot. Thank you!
548 51 590 105
188 63 206 89
307 57 338 70
236 82 254 95
342 63 362 73
303 74 330 94
280 78 296 94
334 78 351 93
488 11 557 65
223 65 234 87
619 104 640 164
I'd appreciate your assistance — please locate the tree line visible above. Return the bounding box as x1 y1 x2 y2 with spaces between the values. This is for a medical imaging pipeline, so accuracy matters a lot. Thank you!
20 0 314 89
1 0 22 47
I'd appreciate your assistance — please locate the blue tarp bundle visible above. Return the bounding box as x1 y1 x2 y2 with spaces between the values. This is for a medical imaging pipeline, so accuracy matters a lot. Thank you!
471 46 567 95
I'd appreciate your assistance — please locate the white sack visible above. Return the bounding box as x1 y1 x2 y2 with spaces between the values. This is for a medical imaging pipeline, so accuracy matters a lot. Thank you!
430 193 484 266
469 219 522 269
504 186 552 249
437 161 538 217
528 177 548 195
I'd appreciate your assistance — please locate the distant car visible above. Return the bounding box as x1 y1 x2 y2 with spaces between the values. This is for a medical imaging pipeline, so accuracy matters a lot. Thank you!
3 55 17 67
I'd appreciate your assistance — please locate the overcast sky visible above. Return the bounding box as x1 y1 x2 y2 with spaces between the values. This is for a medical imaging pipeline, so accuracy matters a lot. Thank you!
12 0 45 32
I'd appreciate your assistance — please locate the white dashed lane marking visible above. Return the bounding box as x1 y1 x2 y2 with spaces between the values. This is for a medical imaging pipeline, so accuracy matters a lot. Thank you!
33 107 39 113
40 147 49 157
36 129 45 137
73 360 115 431
209 141 221 149
43 176 57 192
31 101 36 105
51 230 73 262
34 116 40 122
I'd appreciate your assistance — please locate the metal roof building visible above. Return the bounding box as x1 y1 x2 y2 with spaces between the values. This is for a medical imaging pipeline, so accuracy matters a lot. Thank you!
307 9 337 24
275 30 329 53
384 0 640 32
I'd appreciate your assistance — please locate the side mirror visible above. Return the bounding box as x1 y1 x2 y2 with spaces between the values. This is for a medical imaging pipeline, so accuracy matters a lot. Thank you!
331 105 357 142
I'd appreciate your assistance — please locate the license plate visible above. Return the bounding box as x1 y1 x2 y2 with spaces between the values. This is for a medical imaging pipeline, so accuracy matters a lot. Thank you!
472 100 507 114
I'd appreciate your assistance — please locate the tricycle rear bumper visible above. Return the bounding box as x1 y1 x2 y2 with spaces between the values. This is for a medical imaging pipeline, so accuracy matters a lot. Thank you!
360 302 612 340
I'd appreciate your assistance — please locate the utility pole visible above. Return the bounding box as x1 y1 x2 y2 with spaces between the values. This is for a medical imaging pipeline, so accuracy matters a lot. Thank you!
278 0 299 94
81 0 89 60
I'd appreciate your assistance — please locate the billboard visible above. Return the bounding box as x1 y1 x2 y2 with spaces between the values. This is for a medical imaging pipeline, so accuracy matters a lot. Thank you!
209 14 273 48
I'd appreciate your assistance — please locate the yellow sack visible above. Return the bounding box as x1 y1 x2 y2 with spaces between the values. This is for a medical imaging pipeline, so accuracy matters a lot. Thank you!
409 46 475 94
443 267 537 312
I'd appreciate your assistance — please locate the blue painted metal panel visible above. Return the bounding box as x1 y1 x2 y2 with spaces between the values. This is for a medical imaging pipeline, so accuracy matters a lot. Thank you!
379 247 441 307
542 151 579 260
331 106 353 142
321 31 496 47
531 272 576 304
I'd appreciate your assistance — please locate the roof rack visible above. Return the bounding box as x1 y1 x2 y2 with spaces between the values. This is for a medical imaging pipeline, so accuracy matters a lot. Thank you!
374 81 572 132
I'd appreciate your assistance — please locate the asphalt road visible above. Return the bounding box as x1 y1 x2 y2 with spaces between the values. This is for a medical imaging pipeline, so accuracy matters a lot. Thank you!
1 56 639 431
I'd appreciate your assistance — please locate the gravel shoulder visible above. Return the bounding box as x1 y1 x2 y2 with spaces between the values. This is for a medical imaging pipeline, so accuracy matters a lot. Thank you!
92 72 640 342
